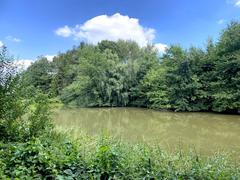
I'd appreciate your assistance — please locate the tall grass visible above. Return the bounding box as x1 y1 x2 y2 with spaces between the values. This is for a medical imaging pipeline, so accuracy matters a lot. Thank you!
0 133 239 179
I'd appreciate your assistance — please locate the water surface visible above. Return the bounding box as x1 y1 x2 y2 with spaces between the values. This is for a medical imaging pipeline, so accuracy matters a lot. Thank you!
54 108 240 156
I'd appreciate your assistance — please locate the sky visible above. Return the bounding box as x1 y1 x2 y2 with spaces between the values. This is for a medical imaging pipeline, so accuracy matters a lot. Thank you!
0 0 240 67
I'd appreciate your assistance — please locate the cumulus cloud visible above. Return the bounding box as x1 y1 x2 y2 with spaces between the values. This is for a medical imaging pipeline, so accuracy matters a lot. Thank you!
235 0 240 7
55 25 72 37
0 41 4 47
6 36 21 42
55 13 166 48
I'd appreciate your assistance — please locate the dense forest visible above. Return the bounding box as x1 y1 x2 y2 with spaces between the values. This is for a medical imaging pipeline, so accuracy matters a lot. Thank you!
23 22 240 113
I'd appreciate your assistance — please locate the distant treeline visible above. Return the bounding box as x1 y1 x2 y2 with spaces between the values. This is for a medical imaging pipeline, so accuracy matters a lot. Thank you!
22 22 240 113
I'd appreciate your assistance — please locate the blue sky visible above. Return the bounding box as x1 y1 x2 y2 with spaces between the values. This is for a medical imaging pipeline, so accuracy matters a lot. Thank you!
0 0 240 63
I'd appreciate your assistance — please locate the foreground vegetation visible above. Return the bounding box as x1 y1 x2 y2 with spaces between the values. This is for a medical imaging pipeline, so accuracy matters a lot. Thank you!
1 134 240 179
23 22 240 113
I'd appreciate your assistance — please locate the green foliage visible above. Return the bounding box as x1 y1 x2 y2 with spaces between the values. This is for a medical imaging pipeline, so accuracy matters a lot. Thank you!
59 41 158 107
211 22 240 112
143 22 240 112
22 22 240 113
0 47 53 142
143 65 171 109
0 80 52 142
27 94 52 138
0 135 85 179
0 135 239 179
23 57 53 94
0 46 16 85
217 22 240 55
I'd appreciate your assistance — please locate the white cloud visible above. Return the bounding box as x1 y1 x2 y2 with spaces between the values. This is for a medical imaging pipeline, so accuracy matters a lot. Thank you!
6 36 21 42
12 54 56 71
228 0 240 7
0 41 4 47
14 59 33 70
235 0 240 7
44 55 56 62
154 43 168 53
55 13 159 47
55 25 72 37
217 19 225 25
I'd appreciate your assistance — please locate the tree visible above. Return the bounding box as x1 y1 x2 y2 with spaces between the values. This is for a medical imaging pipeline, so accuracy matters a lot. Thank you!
0 47 52 142
0 47 24 141
23 57 53 93
143 64 170 109
212 22 240 112
22 23 240 113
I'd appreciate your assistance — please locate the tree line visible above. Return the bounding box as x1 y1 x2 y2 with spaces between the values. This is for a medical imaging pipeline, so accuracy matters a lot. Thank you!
22 22 240 113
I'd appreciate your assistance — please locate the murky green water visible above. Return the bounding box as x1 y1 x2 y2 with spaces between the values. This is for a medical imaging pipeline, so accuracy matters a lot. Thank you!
54 107 240 156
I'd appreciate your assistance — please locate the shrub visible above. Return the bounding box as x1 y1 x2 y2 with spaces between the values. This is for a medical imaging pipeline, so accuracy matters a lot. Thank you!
1 135 239 179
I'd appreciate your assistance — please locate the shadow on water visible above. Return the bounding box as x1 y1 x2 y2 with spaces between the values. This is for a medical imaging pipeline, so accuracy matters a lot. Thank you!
54 107 240 157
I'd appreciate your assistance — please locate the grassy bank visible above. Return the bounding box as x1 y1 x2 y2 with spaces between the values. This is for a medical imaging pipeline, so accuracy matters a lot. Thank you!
1 132 239 179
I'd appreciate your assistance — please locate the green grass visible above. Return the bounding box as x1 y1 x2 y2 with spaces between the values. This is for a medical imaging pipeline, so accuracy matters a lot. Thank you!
0 132 239 179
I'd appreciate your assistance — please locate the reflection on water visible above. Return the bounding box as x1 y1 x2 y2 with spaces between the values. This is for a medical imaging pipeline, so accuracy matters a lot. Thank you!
54 107 240 155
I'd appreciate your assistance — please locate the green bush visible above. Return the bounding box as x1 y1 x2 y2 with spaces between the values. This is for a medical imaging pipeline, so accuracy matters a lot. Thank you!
0 134 86 179
0 91 52 142
0 135 239 179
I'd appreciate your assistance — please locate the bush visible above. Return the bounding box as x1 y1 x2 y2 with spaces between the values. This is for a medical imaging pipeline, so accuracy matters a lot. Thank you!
0 91 52 142
0 135 239 179
0 134 86 179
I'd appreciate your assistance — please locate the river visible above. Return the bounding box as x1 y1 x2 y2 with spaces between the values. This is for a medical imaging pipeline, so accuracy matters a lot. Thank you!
54 107 240 156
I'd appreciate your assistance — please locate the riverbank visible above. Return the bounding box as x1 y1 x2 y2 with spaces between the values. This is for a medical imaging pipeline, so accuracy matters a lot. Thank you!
1 133 239 179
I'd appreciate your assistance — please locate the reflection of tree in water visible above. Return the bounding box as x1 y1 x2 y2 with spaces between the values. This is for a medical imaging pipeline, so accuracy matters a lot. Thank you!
54 108 240 155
